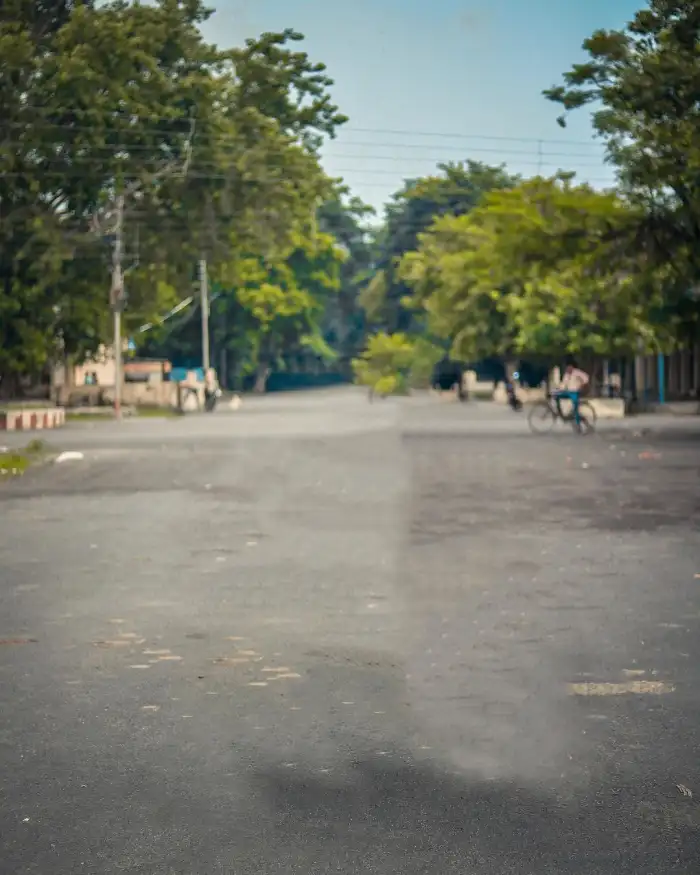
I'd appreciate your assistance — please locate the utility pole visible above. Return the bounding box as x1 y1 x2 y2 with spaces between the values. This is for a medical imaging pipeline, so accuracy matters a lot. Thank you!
199 256 210 372
111 195 125 419
92 118 196 417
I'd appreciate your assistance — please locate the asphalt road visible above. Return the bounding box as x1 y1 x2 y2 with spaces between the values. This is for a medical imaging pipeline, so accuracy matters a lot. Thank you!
1 390 699 873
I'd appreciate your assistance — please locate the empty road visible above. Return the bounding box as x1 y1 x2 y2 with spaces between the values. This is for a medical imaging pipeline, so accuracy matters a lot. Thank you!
1 390 699 873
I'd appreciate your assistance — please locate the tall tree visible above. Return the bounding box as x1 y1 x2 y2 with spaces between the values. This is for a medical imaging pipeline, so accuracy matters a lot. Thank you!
544 0 700 337
0 3 348 392
360 161 519 333
0 0 222 389
317 193 375 364
399 176 671 363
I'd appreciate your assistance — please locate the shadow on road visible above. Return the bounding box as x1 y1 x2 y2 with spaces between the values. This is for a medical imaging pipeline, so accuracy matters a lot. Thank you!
251 756 697 874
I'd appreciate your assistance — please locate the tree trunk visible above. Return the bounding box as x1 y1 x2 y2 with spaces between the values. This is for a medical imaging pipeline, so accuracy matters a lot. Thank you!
219 347 228 390
253 364 271 394
0 371 22 400
64 354 75 389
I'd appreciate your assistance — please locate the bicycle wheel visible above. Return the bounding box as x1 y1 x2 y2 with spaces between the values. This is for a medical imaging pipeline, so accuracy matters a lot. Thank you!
528 401 557 433
573 401 597 435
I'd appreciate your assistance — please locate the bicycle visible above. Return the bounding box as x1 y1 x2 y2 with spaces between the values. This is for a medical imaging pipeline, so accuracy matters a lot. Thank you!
527 392 597 435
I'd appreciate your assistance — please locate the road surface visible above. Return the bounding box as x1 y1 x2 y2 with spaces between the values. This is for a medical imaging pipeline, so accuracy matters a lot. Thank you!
1 390 699 873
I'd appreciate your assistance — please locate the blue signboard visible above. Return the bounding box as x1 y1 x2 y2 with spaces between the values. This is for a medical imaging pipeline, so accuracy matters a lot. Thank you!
169 366 205 383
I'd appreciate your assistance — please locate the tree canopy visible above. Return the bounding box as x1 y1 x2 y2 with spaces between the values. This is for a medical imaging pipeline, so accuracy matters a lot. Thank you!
0 0 348 393
360 161 519 334
400 176 676 363
3 0 700 401
544 0 700 320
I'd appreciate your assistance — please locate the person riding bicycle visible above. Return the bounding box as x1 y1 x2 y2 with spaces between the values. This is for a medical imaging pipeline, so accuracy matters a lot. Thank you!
553 362 590 427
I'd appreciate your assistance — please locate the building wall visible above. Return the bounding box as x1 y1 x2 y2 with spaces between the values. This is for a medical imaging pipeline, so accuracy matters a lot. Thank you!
634 345 700 401
52 345 116 388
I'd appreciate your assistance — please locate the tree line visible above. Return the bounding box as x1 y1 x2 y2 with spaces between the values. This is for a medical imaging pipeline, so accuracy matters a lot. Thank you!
352 0 700 393
0 0 367 394
2 1 699 397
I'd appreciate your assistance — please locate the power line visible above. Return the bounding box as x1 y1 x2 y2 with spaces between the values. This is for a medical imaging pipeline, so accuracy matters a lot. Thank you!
341 126 605 149
0 131 606 160
1 143 608 165
324 143 606 159
2 161 612 185
2 114 608 149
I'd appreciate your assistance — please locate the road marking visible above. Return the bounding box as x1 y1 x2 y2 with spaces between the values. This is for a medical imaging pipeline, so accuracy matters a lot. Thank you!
142 705 160 712
248 681 268 687
568 681 674 696
129 664 151 670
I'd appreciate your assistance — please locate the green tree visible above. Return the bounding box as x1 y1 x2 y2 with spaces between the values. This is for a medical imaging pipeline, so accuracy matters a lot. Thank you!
141 224 346 392
544 0 700 337
0 4 348 393
317 193 375 365
0 0 222 390
352 332 416 396
360 161 519 333
228 28 348 149
400 176 671 364
232 229 344 391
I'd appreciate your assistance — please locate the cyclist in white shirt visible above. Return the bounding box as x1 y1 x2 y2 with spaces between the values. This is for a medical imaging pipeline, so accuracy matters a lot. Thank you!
554 362 590 428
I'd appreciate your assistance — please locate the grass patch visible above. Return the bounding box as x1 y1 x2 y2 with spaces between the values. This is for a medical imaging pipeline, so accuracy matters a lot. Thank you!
0 400 55 410
66 406 177 421
66 412 113 421
0 439 50 478
135 406 177 418
0 452 31 476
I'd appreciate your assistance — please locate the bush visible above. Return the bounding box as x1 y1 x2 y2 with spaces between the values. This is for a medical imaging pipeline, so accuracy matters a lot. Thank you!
352 332 443 395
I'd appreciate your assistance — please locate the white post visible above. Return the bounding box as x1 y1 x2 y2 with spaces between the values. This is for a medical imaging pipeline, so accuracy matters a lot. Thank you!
111 195 125 419
199 257 210 372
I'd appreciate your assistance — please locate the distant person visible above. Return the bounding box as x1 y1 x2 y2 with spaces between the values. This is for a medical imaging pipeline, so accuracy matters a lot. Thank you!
204 368 220 412
554 362 590 427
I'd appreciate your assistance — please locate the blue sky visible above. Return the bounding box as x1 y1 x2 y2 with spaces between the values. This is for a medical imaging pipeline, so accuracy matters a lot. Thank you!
200 0 642 213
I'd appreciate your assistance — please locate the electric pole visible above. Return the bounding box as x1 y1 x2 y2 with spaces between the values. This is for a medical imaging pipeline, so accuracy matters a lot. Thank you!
111 195 125 419
199 256 210 372
92 118 195 418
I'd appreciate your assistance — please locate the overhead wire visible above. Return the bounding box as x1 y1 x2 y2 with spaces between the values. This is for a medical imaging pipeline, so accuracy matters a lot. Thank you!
3 110 608 147
3 121 618 238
